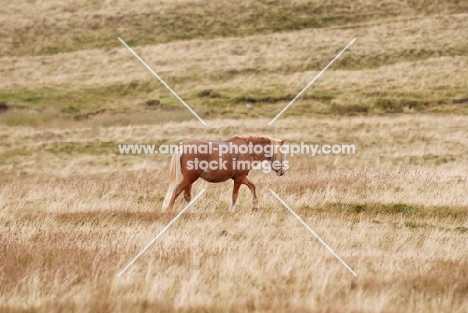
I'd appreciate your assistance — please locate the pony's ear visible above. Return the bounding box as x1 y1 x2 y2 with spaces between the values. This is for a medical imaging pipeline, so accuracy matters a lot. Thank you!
280 139 286 145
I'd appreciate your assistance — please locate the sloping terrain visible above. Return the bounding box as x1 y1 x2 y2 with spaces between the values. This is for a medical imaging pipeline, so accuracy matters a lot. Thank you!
1 1 468 312
1 0 467 125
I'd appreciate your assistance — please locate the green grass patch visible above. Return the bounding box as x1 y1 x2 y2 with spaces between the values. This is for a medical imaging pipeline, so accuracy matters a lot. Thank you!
327 202 468 219
404 221 434 229
330 202 420 215
0 81 171 116
454 226 468 233
0 78 465 127
331 103 369 115
374 97 447 113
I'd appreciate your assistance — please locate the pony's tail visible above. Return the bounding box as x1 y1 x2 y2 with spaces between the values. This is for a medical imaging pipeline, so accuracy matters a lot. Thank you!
161 151 183 211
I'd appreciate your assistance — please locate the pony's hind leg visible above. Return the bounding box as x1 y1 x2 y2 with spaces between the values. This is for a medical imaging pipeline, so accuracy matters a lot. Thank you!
167 178 192 211
183 183 195 212
184 184 192 203
242 177 259 211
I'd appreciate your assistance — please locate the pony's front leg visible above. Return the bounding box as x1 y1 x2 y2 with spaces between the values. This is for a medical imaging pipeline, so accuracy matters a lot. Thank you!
230 179 242 212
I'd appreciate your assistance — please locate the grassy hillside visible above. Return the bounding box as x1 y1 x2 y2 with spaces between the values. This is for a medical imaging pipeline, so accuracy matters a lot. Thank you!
2 1 468 312
3 0 467 57
1 0 468 125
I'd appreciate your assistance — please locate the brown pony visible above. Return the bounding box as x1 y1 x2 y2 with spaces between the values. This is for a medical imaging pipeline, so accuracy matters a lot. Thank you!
161 135 286 212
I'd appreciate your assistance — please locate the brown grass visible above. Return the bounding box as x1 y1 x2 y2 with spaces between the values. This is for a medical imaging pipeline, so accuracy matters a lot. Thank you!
2 0 468 311
1 115 468 312
1 6 468 119
2 0 467 57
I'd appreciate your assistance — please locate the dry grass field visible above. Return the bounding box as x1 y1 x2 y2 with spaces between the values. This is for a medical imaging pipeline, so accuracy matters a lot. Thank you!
1 0 468 312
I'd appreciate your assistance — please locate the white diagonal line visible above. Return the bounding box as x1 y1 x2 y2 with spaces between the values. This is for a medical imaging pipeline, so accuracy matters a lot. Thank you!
268 38 356 126
116 189 206 277
269 189 357 276
118 37 207 126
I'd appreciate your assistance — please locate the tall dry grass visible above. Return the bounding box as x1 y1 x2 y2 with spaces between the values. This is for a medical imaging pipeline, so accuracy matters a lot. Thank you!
1 115 468 312
2 0 468 311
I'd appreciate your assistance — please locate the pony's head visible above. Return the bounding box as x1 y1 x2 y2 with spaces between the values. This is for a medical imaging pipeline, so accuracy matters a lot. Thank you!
269 138 286 176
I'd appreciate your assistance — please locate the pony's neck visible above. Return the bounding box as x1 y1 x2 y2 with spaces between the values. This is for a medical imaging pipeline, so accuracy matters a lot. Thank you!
229 135 276 161
249 139 273 162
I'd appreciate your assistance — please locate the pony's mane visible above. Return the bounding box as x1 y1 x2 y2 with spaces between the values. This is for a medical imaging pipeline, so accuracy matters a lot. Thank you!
230 135 282 145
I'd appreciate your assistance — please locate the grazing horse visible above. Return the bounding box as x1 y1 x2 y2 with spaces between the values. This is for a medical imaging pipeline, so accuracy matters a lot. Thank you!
161 135 286 212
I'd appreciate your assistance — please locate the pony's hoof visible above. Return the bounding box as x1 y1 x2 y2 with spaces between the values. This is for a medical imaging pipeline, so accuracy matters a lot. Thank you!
252 207 259 211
